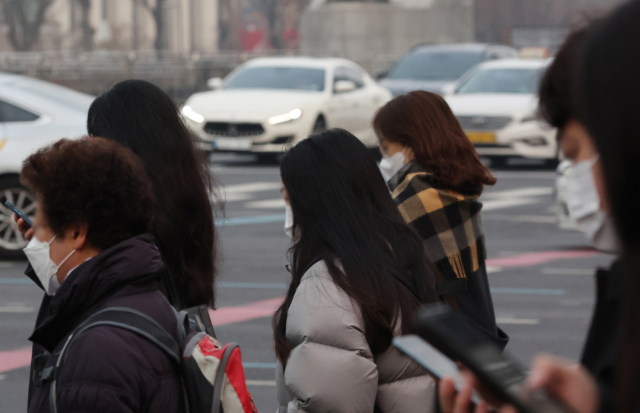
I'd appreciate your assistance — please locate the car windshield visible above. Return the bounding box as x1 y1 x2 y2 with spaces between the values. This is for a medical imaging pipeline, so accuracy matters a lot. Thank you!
456 68 544 94
387 51 484 81
224 66 326 91
10 79 94 112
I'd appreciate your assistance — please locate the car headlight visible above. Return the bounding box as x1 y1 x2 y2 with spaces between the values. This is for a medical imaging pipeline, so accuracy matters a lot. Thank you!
517 136 547 146
520 113 538 123
267 109 303 125
182 106 205 123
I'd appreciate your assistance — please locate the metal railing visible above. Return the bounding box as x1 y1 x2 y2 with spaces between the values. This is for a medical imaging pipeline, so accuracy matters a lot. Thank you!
0 49 399 100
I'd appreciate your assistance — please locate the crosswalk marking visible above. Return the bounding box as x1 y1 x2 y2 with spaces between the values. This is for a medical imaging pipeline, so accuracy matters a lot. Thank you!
244 199 286 209
496 317 540 325
220 181 556 211
246 380 276 386
542 268 594 275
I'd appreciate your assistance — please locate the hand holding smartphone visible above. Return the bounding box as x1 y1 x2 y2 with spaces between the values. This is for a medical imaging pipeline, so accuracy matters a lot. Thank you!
5 201 32 227
409 303 575 413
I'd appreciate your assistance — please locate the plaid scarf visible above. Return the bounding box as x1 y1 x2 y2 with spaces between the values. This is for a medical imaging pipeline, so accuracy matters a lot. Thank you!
388 161 486 285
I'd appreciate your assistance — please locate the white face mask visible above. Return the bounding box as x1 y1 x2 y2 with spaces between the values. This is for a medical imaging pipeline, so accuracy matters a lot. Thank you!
284 205 294 239
379 147 406 181
566 155 620 253
23 235 76 295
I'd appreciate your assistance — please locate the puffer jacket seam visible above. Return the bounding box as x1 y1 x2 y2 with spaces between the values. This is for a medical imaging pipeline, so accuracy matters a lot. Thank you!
296 336 374 361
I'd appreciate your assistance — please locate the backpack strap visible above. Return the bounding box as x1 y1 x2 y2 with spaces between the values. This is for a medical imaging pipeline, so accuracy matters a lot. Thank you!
211 343 239 413
49 307 180 413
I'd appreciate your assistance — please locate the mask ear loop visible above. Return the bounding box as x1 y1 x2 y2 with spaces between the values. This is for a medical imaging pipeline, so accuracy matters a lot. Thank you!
56 249 76 270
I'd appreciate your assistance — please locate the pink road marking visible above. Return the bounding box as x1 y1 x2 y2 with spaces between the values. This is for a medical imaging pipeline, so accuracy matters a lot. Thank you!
486 249 598 268
0 298 284 374
0 249 597 373
0 346 31 374
209 296 283 327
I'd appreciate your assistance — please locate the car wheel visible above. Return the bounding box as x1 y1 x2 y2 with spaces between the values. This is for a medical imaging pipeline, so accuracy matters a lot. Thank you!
0 176 35 259
312 116 326 133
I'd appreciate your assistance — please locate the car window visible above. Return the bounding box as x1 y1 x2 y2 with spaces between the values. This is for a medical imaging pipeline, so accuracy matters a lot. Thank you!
224 66 326 92
455 68 544 94
388 51 484 81
10 80 94 112
336 67 365 88
0 100 39 122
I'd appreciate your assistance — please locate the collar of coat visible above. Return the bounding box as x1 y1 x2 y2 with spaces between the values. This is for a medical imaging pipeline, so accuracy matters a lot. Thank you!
30 234 165 351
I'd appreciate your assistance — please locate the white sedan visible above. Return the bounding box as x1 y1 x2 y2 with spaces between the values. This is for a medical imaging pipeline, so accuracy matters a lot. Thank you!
0 73 92 258
182 57 392 160
445 59 556 164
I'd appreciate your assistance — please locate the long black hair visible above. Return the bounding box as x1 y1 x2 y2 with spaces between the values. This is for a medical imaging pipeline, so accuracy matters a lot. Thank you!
273 129 438 363
87 80 217 308
582 2 640 411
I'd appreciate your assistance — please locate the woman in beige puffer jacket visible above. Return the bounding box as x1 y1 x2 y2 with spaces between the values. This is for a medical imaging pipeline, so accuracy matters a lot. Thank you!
274 129 441 413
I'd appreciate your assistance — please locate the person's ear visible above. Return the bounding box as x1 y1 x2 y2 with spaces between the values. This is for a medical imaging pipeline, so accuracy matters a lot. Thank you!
70 223 89 250
404 146 416 164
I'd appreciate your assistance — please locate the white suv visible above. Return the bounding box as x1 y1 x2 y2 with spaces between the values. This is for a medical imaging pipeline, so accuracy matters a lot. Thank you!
0 73 92 258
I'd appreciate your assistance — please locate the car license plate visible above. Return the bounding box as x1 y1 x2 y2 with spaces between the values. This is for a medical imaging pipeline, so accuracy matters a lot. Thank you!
466 131 496 143
214 138 253 151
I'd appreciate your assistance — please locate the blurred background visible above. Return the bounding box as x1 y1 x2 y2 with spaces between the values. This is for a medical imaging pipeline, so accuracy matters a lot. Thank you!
0 0 623 99
0 1 627 412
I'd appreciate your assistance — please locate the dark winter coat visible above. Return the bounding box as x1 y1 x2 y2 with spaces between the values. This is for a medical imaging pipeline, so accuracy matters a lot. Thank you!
27 234 184 413
25 238 182 406
388 161 508 350
581 260 623 413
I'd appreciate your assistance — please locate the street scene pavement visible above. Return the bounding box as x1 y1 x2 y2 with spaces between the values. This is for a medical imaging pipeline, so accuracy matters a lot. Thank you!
0 157 614 413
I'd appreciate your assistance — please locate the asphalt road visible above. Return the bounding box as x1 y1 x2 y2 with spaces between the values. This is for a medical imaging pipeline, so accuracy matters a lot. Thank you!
0 157 615 413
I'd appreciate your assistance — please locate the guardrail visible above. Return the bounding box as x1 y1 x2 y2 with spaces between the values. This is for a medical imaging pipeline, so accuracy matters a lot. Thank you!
0 50 398 100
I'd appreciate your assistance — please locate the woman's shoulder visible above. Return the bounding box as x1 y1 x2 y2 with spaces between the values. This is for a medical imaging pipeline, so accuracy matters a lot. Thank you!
287 259 368 350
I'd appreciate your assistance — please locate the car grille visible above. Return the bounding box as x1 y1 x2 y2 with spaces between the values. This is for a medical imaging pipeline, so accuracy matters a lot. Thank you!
204 122 265 137
457 116 513 131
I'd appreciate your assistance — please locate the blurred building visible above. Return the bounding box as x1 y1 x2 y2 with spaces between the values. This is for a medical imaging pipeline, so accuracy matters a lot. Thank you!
299 0 474 73
218 0 309 53
475 0 625 52
0 0 218 53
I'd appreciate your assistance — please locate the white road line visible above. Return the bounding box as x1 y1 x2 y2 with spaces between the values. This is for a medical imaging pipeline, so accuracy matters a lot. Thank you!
0 374 6 381
483 187 553 199
0 262 17 269
483 215 557 224
224 193 253 202
482 198 536 211
0 306 35 313
496 317 540 325
244 198 286 209
246 380 276 386
492 172 556 179
542 268 594 275
224 182 281 194
486 266 503 274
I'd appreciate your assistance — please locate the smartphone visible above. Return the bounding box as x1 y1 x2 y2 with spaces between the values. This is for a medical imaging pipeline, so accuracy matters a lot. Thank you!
414 303 574 413
393 335 480 403
4 201 32 227
186 305 216 338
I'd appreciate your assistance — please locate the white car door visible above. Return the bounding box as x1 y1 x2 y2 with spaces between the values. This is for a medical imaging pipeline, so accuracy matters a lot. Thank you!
0 98 48 153
325 67 367 133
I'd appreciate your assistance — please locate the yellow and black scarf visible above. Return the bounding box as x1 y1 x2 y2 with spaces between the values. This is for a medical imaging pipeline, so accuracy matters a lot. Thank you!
388 161 486 291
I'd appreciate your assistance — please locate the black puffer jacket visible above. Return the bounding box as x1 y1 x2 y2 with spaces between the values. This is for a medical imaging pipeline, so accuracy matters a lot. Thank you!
28 234 184 413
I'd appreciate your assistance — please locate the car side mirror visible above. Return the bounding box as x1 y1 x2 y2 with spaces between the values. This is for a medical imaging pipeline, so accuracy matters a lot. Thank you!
375 70 389 80
441 84 456 96
207 77 223 90
334 80 357 94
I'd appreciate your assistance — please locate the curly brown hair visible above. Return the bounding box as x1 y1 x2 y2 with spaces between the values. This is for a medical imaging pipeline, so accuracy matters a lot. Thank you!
373 91 497 190
20 138 154 250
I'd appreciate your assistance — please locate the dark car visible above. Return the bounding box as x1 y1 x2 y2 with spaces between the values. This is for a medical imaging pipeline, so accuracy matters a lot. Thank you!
378 43 519 96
